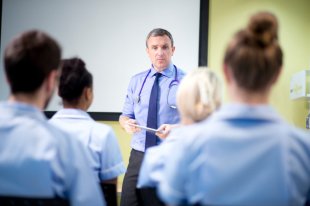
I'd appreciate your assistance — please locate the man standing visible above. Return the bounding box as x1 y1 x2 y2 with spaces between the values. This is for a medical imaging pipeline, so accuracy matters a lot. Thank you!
119 28 185 206
0 30 105 206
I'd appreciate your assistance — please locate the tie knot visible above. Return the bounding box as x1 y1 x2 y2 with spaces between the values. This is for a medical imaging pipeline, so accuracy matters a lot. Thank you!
155 73 162 79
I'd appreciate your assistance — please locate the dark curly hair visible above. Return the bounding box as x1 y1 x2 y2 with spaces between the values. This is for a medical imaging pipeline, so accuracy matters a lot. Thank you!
58 58 93 104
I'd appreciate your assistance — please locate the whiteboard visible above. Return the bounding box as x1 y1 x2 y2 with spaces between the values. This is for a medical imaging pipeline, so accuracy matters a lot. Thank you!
0 0 200 112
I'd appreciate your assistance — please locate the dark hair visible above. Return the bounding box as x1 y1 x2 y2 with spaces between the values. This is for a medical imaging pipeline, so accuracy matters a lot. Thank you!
146 28 174 48
4 30 61 94
58 58 93 103
224 12 283 92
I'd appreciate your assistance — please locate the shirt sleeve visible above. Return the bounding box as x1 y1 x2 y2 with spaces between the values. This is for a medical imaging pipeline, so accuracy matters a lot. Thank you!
121 76 136 119
99 127 126 181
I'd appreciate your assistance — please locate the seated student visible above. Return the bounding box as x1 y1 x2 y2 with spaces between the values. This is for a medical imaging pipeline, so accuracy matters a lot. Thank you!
0 30 105 206
137 68 221 189
157 12 310 206
49 58 125 185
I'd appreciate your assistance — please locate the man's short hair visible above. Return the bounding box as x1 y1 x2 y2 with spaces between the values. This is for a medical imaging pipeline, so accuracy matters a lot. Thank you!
4 30 61 94
146 28 174 48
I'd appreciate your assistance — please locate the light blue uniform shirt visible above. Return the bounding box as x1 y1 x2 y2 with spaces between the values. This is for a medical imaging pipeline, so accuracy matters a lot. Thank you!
158 104 310 206
137 126 189 188
49 108 125 181
0 102 105 206
121 63 185 152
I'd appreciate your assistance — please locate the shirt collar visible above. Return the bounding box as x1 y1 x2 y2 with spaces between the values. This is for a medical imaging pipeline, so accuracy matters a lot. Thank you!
150 63 174 78
0 101 46 121
53 108 91 120
214 103 282 122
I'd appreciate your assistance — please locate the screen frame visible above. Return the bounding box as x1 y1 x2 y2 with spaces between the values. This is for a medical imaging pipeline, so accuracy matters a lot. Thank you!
0 0 209 121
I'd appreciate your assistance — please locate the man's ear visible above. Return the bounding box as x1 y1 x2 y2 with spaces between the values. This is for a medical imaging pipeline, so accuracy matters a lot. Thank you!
171 46 175 56
146 47 150 57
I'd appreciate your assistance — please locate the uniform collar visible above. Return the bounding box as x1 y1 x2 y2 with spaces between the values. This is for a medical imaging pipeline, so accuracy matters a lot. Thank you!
214 103 282 122
52 108 91 120
0 101 46 121
150 63 174 78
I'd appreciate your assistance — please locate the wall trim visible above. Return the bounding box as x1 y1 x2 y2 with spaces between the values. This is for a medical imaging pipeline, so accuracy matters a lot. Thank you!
198 0 209 66
44 111 121 121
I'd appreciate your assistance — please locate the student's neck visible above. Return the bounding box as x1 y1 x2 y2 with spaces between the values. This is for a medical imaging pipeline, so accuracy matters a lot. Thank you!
9 93 45 110
63 102 87 111
228 84 270 105
181 117 194 125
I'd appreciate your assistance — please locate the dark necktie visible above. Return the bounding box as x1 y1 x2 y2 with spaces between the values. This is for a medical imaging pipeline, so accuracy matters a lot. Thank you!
145 73 162 150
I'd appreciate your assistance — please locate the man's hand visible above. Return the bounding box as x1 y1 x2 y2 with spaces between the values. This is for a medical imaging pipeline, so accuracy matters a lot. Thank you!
124 119 141 134
156 124 173 139
156 124 180 139
119 115 141 134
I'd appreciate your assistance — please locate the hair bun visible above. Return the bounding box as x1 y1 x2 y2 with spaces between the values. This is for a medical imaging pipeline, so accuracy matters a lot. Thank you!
247 11 278 47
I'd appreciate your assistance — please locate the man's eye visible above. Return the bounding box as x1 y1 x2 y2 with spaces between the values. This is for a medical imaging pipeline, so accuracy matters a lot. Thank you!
152 47 157 50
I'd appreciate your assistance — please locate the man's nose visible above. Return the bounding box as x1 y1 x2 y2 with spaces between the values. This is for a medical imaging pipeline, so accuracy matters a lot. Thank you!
156 48 164 55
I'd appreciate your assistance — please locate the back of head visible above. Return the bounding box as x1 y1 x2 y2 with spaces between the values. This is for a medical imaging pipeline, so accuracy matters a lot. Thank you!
176 68 221 123
58 58 93 104
224 11 283 92
4 30 61 94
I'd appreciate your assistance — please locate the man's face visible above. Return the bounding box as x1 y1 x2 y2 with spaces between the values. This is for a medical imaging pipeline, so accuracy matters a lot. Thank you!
146 35 175 72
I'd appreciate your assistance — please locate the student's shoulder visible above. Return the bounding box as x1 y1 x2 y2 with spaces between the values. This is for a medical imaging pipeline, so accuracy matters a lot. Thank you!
167 122 205 145
91 121 116 140
26 120 84 158
287 125 310 145
22 116 66 140
174 118 215 148
45 121 80 145
89 122 121 150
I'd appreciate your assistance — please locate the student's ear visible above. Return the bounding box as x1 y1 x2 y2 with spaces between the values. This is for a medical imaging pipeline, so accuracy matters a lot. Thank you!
271 67 282 85
46 70 58 95
83 87 93 110
5 76 11 86
223 64 232 84
84 87 93 102
195 102 205 115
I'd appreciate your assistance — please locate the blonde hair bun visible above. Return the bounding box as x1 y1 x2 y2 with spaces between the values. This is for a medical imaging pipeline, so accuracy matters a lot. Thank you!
176 68 221 123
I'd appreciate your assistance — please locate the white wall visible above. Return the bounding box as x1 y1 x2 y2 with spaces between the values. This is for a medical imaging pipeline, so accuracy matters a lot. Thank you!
0 0 200 112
